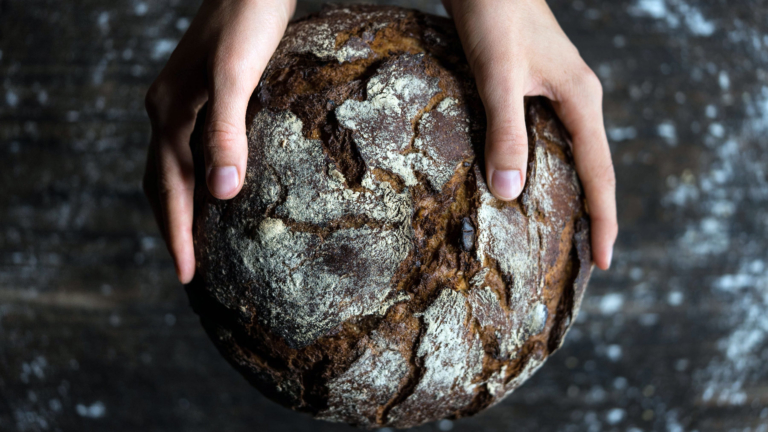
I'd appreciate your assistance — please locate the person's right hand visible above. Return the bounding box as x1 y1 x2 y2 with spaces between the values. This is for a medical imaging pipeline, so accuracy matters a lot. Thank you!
143 0 296 284
442 0 618 270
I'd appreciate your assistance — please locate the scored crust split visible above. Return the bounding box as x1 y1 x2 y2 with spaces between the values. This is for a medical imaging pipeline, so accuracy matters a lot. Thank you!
186 4 593 429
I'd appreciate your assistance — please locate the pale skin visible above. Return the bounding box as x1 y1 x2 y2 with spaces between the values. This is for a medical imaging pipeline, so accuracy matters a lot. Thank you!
143 0 618 284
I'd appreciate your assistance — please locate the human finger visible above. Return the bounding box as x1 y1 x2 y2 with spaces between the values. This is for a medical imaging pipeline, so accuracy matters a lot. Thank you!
549 67 618 269
145 81 204 283
203 0 294 199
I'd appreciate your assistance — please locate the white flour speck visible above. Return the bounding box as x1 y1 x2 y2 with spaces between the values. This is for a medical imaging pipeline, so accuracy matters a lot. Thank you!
606 408 626 424
599 293 624 315
657 121 677 146
75 401 106 418
629 0 715 36
150 39 177 61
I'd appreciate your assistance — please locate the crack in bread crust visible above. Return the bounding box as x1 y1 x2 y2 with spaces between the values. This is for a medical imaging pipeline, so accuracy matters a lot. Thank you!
187 4 592 429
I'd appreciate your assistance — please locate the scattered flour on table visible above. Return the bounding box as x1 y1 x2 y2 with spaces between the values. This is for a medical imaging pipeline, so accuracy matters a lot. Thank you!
629 0 716 36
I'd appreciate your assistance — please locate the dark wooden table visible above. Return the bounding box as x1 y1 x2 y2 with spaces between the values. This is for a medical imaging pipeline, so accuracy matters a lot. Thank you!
2 0 767 430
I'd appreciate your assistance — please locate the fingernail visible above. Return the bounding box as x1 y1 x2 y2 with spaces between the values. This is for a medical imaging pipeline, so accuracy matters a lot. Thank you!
491 169 522 200
606 247 613 269
208 166 239 198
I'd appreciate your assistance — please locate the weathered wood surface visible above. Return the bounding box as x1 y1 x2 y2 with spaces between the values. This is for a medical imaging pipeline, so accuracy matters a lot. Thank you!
1 0 767 431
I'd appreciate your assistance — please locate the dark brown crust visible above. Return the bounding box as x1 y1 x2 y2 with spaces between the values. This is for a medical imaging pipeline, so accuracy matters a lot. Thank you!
186 4 592 429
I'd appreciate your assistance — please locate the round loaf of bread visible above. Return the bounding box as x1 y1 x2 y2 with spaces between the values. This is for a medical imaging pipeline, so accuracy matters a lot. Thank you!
186 5 593 428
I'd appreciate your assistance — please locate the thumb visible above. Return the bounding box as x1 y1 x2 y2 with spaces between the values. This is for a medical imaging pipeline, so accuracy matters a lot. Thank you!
203 1 294 200
446 0 530 201
204 63 255 200
483 79 529 201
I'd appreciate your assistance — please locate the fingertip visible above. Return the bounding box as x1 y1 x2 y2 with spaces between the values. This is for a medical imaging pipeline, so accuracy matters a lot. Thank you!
595 217 618 270
202 117 248 200
207 165 241 199
482 101 529 202
175 254 196 285
596 248 612 271
488 168 523 201
177 269 194 285
593 240 614 271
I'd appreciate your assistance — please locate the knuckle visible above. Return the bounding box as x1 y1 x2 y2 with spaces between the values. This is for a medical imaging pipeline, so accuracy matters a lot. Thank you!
577 65 603 98
211 50 250 82
157 174 193 199
603 219 619 242
558 63 603 103
155 155 195 200
609 220 619 238
595 161 616 189
205 120 243 154
488 118 528 150
144 80 171 120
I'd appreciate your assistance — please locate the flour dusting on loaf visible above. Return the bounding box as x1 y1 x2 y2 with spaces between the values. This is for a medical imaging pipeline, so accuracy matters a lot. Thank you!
187 4 592 429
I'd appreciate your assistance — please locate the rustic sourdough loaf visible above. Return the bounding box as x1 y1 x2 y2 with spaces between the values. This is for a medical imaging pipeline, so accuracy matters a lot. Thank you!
186 4 593 428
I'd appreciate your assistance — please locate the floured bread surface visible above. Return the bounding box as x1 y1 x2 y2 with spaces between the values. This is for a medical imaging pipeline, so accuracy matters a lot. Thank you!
186 4 592 429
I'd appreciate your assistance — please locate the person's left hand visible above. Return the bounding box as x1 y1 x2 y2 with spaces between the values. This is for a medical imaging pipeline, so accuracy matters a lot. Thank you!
143 0 296 283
